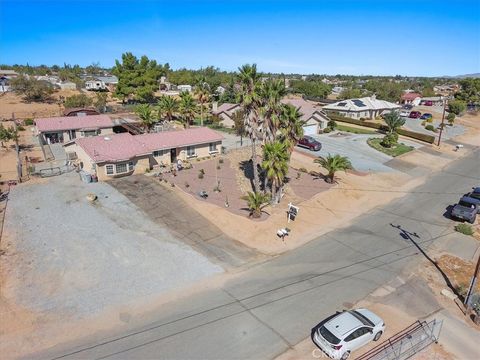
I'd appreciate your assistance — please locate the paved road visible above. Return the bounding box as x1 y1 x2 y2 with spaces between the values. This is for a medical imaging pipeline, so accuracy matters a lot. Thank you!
32 147 479 360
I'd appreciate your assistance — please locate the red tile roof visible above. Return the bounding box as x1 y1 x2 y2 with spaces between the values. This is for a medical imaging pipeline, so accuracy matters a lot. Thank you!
35 115 113 132
401 93 421 100
74 127 224 163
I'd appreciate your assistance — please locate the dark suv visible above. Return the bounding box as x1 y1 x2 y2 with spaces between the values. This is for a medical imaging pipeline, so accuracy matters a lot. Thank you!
298 136 322 151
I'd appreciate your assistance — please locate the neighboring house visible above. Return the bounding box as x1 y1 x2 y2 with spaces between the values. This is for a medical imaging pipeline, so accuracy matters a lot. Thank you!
281 98 329 135
212 98 329 135
211 102 241 128
58 81 77 90
400 92 422 105
331 86 344 95
35 75 60 85
323 96 401 120
159 76 172 91
64 108 100 117
177 84 192 93
216 86 226 95
420 96 446 106
434 84 460 96
35 114 114 144
0 76 11 92
85 75 118 91
64 127 223 181
0 69 18 78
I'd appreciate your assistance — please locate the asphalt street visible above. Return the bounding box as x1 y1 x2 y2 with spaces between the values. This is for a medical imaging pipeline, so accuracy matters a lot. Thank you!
31 146 479 360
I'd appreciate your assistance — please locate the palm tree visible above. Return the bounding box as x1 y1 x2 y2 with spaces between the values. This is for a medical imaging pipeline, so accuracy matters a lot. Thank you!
178 92 198 128
158 95 178 122
258 78 286 143
279 104 305 154
237 64 262 192
262 141 289 203
314 154 353 183
195 86 211 126
383 112 405 136
242 191 271 218
135 104 155 132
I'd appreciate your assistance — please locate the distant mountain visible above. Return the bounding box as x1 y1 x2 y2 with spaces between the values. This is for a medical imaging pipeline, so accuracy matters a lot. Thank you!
442 73 480 79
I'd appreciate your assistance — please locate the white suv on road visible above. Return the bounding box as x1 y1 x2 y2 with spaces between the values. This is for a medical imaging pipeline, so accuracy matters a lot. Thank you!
313 309 385 360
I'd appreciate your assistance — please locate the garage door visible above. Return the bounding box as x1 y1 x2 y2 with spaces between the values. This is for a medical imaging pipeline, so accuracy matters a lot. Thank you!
303 124 317 135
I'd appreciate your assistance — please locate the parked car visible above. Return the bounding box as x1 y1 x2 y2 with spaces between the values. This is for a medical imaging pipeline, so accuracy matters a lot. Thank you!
423 100 433 106
409 111 422 119
313 309 385 360
420 113 433 120
298 136 322 151
468 187 480 200
451 196 478 224
402 104 413 110
399 110 410 117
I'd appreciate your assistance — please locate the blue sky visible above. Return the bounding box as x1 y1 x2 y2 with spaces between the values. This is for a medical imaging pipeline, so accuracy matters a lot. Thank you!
1 0 479 76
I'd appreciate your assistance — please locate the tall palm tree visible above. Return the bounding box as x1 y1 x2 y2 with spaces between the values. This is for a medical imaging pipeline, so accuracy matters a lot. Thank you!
135 104 155 132
258 78 286 143
237 64 262 192
262 141 289 203
195 86 211 127
241 191 271 218
158 95 178 122
279 104 305 154
314 154 353 183
178 92 198 128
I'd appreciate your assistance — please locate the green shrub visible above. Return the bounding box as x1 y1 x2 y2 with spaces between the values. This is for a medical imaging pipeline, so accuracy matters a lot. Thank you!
16 125 25 131
425 124 436 132
448 100 466 115
323 128 332 133
24 118 34 126
455 223 474 236
381 133 398 148
327 119 337 130
447 112 456 125
427 117 433 123
298 167 307 173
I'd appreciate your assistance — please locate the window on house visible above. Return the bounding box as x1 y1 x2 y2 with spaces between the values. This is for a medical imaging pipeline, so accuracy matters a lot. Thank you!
128 162 134 171
116 163 127 174
153 150 163 157
106 165 114 175
82 130 97 137
186 146 196 156
209 143 217 152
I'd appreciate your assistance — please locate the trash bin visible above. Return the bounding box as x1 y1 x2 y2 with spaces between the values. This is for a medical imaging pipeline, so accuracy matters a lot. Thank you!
91 174 98 183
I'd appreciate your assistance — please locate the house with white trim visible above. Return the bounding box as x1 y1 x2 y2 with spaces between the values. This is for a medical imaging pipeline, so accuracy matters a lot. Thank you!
322 95 401 120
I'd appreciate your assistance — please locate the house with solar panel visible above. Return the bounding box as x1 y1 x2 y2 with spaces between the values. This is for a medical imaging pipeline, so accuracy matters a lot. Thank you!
322 95 401 120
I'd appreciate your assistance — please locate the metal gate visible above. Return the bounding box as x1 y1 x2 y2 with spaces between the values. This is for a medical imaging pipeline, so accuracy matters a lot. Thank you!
355 319 443 360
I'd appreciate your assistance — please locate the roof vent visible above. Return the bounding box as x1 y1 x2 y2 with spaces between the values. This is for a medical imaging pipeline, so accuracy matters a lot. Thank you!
104 136 111 141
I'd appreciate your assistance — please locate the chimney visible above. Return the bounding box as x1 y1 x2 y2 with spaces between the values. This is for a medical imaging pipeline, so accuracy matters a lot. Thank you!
212 101 218 112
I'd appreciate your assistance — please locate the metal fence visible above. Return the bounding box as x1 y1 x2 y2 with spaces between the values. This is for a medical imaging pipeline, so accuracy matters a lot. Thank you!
355 319 443 360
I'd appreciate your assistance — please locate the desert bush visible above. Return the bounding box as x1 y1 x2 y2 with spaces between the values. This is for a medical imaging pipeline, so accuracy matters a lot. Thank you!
455 223 474 236
198 169 205 179
24 118 34 126
425 124 436 132
299 167 307 173
219 158 224 164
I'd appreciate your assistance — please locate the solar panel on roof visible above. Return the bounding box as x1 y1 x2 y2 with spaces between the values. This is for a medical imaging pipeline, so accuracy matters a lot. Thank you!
338 102 347 107
352 99 366 107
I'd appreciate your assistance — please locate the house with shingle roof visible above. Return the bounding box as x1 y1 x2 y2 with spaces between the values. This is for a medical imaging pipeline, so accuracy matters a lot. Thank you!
64 127 223 181
212 98 329 135
323 95 401 120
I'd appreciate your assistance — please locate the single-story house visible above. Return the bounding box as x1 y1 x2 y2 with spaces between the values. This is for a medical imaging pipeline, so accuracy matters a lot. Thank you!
400 92 422 105
212 98 329 135
86 79 107 91
35 114 114 144
420 96 445 106
0 69 18 78
177 84 192 93
331 86 344 95
0 76 11 92
281 98 329 135
211 102 241 128
64 108 101 117
85 75 118 91
58 81 77 90
322 96 401 120
64 127 223 181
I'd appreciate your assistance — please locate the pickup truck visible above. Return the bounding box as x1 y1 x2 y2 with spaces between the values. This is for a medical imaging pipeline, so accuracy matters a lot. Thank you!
451 196 478 224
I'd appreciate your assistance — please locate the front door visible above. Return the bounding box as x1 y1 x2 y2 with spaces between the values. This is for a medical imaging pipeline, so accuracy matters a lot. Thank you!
170 148 176 163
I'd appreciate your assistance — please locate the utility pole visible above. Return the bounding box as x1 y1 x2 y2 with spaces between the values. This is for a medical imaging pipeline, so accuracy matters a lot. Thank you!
465 253 480 308
437 98 447 147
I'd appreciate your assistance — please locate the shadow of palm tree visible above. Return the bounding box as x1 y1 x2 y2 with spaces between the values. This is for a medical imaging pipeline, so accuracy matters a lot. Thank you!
239 159 265 192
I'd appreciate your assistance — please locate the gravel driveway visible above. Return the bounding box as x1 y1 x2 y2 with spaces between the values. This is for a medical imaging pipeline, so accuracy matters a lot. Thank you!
2 173 223 318
296 133 422 173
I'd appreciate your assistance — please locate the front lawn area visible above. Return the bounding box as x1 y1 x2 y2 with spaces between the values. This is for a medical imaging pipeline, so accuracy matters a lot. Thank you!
367 138 414 157
335 124 377 135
